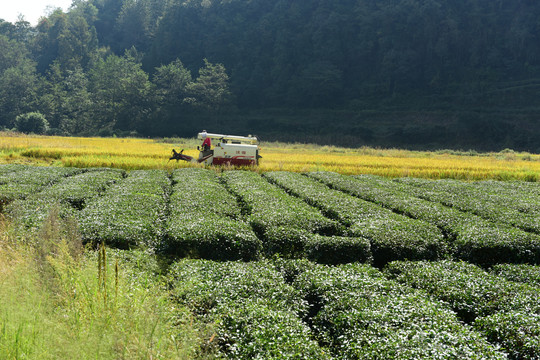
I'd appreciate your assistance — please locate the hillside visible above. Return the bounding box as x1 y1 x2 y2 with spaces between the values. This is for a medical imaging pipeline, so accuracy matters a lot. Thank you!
1 0 540 151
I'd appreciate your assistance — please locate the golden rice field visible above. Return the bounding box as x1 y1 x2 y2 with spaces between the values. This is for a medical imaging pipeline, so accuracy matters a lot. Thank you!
1 132 539 181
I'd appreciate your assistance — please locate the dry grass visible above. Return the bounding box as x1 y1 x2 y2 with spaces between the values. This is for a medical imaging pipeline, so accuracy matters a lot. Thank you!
1 131 539 180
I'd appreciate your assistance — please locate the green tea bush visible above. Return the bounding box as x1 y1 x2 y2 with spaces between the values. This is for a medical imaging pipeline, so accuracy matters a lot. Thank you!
168 259 330 359
38 168 124 210
472 180 540 215
166 168 262 260
6 169 124 233
221 170 341 236
0 164 27 181
294 263 505 359
475 311 540 360
386 260 540 358
265 171 446 266
490 263 540 287
78 170 169 248
396 177 540 235
311 171 540 266
455 222 540 266
385 260 540 321
263 226 372 264
0 166 80 210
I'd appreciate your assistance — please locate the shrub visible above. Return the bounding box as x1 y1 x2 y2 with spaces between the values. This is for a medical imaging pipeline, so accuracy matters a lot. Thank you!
475 311 540 360
455 221 540 266
489 264 540 287
165 168 262 260
6 168 124 233
310 171 540 266
384 260 540 322
221 170 341 236
396 177 540 235
0 166 80 211
78 170 169 248
265 171 446 266
263 226 372 264
14 112 49 134
305 234 372 264
168 259 330 359
294 263 506 359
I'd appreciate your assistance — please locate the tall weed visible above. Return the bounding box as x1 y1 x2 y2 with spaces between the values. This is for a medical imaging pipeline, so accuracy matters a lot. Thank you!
0 210 201 359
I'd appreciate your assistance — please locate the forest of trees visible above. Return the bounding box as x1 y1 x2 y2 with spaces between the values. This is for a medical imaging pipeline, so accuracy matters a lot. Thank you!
1 0 540 151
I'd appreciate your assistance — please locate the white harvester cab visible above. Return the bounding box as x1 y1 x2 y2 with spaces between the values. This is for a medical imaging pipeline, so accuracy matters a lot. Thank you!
197 131 260 166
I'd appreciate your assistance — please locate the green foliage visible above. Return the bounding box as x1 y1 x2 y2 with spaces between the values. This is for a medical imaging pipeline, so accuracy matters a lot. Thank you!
221 171 342 239
489 264 540 287
266 171 446 266
454 222 540 266
314 171 540 266
168 259 330 359
0 59 40 129
78 170 169 248
166 168 261 260
184 59 232 112
14 112 49 134
6 168 123 233
263 227 372 264
385 260 540 321
0 165 80 210
88 51 154 132
385 260 540 358
294 262 505 359
396 177 540 235
475 311 540 360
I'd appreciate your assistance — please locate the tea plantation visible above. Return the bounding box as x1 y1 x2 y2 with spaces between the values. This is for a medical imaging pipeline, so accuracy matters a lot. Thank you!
2 164 539 359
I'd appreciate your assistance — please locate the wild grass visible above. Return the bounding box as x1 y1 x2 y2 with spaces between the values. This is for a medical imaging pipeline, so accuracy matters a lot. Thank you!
0 210 202 360
1 131 539 180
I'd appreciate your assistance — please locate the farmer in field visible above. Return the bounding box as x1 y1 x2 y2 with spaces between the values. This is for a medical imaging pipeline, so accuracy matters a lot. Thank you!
201 130 211 151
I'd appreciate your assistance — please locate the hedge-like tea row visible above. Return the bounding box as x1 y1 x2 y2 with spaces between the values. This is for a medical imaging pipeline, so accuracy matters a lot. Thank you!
165 168 261 260
264 226 372 264
475 311 540 360
396 177 540 235
472 180 540 215
0 164 28 180
490 263 540 287
221 171 342 255
385 260 540 358
265 171 446 266
37 168 124 210
168 259 331 359
293 262 505 359
6 168 124 233
310 171 540 265
78 170 169 248
0 165 80 211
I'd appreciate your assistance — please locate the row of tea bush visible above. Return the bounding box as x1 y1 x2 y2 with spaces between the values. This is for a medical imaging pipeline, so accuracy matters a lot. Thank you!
264 171 446 266
309 172 540 266
386 260 540 359
169 259 508 359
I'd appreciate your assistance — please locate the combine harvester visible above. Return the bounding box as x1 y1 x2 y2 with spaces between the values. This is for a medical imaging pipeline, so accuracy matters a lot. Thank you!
170 131 261 166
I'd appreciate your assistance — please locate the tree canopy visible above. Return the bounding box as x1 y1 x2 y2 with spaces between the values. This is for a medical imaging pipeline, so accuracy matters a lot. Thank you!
1 0 540 151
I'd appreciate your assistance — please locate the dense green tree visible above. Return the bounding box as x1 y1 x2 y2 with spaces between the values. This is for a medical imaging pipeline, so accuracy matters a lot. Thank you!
14 112 49 134
147 59 193 135
0 59 40 129
2 0 540 150
185 59 232 113
88 49 154 133
40 63 94 135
